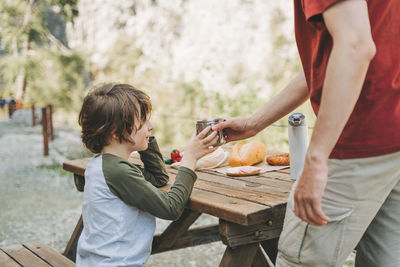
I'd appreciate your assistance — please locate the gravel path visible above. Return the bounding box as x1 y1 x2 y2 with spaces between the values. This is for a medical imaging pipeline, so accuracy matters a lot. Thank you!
0 118 354 266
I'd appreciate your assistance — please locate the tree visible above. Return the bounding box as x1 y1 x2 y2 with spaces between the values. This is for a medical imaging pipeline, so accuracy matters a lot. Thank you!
0 0 79 101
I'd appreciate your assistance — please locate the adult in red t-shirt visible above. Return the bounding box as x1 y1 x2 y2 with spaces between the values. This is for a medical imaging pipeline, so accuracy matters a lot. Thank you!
213 0 400 265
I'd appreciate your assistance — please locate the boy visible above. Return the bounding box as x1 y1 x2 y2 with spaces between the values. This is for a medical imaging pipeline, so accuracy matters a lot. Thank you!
77 83 219 266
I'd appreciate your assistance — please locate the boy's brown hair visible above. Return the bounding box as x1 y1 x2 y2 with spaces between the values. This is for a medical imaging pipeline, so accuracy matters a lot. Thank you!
79 83 152 153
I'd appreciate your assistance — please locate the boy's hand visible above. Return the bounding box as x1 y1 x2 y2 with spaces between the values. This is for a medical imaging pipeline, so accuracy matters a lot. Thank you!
180 126 219 170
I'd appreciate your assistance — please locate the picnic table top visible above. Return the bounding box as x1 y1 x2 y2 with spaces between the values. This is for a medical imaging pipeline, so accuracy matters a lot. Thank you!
63 148 294 226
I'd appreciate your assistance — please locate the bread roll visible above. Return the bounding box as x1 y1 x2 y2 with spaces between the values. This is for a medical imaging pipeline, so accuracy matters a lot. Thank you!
228 141 267 167
266 153 290 166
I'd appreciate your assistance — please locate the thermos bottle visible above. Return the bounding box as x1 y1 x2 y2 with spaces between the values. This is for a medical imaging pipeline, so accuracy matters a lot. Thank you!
288 113 308 180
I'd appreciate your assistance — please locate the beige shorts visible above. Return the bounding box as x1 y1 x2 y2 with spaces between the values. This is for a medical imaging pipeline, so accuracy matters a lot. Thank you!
276 150 400 267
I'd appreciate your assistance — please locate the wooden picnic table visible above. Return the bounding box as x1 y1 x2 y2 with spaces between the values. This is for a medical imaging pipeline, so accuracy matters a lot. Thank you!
62 148 294 267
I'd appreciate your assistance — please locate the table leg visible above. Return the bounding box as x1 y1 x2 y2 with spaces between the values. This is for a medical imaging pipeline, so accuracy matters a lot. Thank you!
73 174 85 192
261 237 279 264
219 242 259 267
63 215 83 262
152 209 201 253
252 246 272 267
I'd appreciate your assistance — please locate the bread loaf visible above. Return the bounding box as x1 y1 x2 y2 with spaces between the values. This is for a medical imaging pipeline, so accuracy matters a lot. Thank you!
228 141 267 167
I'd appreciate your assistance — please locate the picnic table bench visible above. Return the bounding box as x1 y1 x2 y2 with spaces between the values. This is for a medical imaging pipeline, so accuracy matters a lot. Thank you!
62 148 294 267
0 241 74 267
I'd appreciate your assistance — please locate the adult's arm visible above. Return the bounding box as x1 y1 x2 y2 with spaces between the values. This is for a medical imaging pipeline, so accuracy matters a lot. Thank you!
294 0 376 226
212 72 309 141
249 71 309 133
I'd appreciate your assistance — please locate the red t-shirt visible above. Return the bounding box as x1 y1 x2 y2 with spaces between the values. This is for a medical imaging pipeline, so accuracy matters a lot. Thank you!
294 0 400 159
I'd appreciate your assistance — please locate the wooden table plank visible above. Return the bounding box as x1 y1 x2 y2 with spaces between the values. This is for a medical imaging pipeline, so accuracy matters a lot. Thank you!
276 169 291 176
194 179 288 206
170 168 292 196
165 173 279 225
207 170 292 188
228 175 292 193
0 250 19 267
23 241 74 267
2 244 49 267
248 171 293 183
63 158 90 177
187 189 273 225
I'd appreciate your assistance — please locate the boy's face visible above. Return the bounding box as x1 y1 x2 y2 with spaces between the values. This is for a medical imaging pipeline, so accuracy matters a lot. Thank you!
130 120 153 151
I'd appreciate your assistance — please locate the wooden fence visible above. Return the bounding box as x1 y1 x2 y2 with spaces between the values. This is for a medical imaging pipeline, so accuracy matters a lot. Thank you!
32 104 54 156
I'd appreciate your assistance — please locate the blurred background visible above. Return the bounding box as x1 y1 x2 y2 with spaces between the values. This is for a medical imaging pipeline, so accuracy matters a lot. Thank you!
0 0 316 150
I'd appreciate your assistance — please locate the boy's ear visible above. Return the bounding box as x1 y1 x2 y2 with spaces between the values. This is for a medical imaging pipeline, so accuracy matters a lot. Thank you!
111 133 119 140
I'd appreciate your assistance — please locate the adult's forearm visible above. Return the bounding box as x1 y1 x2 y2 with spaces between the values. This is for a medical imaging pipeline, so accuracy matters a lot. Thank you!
249 71 309 133
307 42 375 160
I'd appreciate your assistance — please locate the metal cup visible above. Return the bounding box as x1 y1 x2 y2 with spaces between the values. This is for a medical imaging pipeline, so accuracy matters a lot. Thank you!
196 118 226 146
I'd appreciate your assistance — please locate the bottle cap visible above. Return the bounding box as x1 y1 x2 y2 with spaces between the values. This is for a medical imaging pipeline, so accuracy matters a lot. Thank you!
288 112 306 127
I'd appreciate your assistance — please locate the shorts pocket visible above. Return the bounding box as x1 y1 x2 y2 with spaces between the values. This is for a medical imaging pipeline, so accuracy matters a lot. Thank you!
298 202 353 266
278 195 353 266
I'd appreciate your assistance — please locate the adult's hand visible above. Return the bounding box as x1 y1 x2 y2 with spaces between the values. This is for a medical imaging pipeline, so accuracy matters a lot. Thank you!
211 116 258 142
294 155 330 226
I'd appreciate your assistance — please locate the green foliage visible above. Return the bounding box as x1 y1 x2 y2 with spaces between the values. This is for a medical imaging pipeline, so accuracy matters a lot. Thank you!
24 49 87 111
0 0 27 49
0 0 49 49
0 54 24 96
0 0 81 100
267 7 302 93
49 0 79 21
100 37 143 83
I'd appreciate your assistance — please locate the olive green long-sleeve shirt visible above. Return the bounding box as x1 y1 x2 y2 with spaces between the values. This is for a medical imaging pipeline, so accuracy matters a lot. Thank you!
103 136 197 220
